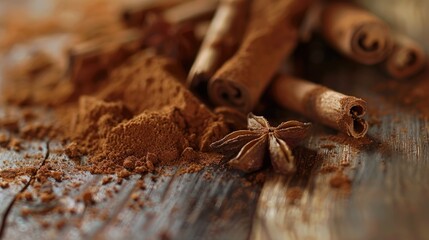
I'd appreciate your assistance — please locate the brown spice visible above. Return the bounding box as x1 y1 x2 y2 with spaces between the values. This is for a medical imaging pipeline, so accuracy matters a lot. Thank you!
324 134 373 150
319 165 338 174
0 168 37 179
211 114 311 174
187 0 249 89
130 192 140 202
329 172 351 190
40 221 50 229
22 191 33 201
383 33 426 79
320 144 336 150
101 176 113 185
20 123 60 140
40 192 56 203
375 67 429 119
0 133 9 145
286 187 303 204
320 2 393 64
270 75 369 138
56 219 67 230
64 142 81 159
0 181 10 189
123 156 136 170
4 49 229 177
117 169 132 179
9 138 22 151
82 190 95 205
208 0 312 112
68 52 229 174
0 118 20 133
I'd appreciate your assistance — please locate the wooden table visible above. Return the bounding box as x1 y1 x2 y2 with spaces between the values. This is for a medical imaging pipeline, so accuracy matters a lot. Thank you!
1 1 429 240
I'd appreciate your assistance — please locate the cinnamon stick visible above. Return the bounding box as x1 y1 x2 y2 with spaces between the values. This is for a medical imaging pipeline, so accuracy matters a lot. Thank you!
187 0 249 90
68 30 143 85
208 0 312 113
162 0 218 25
321 2 393 65
384 34 426 79
121 0 185 28
270 75 368 138
122 0 217 28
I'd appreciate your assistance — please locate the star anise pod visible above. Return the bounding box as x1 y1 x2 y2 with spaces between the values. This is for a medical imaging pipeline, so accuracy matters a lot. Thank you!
210 113 311 174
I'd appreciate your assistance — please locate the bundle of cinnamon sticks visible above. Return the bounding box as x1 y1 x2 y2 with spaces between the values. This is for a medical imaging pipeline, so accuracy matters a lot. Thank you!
68 0 426 139
185 0 426 138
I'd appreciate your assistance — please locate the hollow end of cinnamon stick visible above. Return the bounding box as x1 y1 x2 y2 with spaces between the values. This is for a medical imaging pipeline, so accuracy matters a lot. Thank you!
270 75 369 138
321 2 393 65
208 77 252 113
339 98 369 138
384 35 426 79
351 23 392 64
207 0 311 113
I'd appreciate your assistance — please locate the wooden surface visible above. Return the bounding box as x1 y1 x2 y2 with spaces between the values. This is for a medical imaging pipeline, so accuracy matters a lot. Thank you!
1 46 428 240
1 1 429 240
252 53 429 240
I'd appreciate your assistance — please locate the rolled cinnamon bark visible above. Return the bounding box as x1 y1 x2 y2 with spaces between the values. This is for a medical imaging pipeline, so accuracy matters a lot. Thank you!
162 0 218 25
121 0 185 28
187 0 249 90
321 2 393 65
208 0 312 113
270 75 369 138
384 34 426 79
68 30 143 85
122 0 218 28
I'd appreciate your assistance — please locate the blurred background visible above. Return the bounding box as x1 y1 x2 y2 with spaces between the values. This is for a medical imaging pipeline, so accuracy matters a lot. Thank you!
0 0 428 50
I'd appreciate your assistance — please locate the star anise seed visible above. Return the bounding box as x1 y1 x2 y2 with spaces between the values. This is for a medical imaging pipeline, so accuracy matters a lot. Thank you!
210 113 311 174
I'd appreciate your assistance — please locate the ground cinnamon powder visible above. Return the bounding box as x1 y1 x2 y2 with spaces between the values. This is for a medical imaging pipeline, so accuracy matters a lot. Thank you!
3 50 229 175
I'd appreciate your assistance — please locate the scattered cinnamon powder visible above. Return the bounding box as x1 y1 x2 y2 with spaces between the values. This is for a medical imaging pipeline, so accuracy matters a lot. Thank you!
320 144 336 150
40 192 56 203
68 96 132 156
0 133 9 145
9 137 22 151
0 167 37 180
286 187 303 204
22 191 33 201
64 142 81 159
329 171 352 190
375 67 429 119
2 49 230 176
82 189 95 205
0 118 20 133
319 165 338 174
321 133 374 150
101 176 113 185
0 181 10 189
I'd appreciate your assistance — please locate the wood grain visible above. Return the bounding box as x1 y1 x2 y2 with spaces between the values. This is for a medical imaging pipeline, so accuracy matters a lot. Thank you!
251 55 429 240
1 1 429 239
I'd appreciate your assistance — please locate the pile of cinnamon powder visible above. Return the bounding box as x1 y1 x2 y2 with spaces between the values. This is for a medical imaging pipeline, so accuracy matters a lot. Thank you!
3 50 230 176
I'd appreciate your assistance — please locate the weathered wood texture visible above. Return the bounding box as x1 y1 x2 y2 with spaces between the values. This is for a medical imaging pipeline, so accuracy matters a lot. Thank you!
1 1 429 240
252 53 429 240
0 133 259 240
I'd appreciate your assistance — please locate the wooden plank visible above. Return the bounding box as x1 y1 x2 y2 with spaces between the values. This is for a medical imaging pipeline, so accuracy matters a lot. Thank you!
251 57 429 240
94 168 260 240
1 139 261 240
0 140 48 229
0 106 49 239
1 141 97 240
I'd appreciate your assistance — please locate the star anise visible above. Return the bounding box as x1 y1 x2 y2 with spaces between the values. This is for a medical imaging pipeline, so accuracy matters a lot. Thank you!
210 113 311 174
